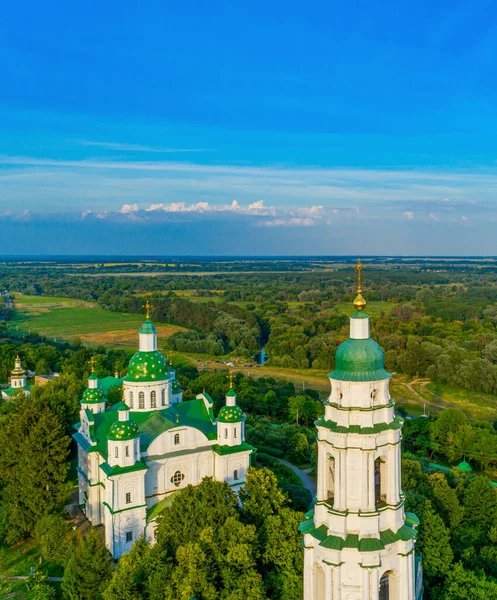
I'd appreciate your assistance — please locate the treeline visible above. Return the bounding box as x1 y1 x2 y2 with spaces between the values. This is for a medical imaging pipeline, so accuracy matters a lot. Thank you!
401 407 497 598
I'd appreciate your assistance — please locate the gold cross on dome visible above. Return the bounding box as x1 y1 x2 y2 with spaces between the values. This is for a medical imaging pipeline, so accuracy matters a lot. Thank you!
228 371 234 389
89 357 97 373
353 258 367 312
143 300 153 319
354 258 365 293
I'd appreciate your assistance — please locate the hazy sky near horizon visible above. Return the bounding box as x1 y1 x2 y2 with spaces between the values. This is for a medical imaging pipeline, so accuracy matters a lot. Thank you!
2 0 497 255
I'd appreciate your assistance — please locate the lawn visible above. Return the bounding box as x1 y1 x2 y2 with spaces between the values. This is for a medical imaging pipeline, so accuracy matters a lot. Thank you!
423 382 497 421
11 295 186 346
335 300 398 318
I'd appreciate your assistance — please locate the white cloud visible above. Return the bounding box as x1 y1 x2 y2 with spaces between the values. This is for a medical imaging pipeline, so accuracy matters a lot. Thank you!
429 213 440 222
462 215 468 221
296 205 325 218
73 140 208 153
404 211 414 220
259 217 316 227
81 210 93 219
119 203 139 214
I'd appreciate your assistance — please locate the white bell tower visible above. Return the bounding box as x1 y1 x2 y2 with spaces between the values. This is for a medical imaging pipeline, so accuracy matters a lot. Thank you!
302 259 421 600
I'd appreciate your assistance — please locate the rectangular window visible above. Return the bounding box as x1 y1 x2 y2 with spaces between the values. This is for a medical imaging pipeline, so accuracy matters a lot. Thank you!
115 446 119 458
234 428 237 438
225 428 228 439
126 446 129 457
234 469 239 480
125 531 133 543
125 492 132 504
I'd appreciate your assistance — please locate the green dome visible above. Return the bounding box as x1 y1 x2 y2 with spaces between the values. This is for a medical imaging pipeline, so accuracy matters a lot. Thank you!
457 460 473 472
124 350 169 382
330 338 391 382
217 405 244 423
108 419 140 441
81 387 105 404
172 380 182 393
139 319 157 335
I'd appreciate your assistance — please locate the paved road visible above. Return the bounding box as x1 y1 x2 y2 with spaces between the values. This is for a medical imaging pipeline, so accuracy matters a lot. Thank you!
277 458 317 502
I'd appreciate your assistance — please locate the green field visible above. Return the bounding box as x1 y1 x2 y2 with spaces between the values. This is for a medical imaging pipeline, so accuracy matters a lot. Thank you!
11 295 186 346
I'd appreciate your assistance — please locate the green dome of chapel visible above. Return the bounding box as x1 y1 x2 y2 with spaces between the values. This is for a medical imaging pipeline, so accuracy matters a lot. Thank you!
217 405 244 423
124 350 169 382
330 337 391 382
108 419 140 441
82 387 105 404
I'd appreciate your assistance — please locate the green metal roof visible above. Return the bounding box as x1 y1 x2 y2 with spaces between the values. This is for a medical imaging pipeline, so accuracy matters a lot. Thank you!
83 398 216 459
217 405 244 423
124 350 169 382
88 373 98 381
100 460 148 477
329 338 391 382
351 311 370 320
139 319 158 335
316 416 403 435
457 460 473 472
212 442 255 455
98 376 123 395
226 388 237 397
81 387 105 404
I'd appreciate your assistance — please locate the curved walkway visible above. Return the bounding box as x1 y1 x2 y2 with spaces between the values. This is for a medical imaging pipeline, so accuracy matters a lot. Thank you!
276 458 317 501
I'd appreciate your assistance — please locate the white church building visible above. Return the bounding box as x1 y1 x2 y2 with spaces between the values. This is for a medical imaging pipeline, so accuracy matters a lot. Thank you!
73 309 254 558
301 261 422 600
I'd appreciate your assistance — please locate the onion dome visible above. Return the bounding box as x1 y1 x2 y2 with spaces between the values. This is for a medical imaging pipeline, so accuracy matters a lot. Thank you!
124 350 169 382
172 379 182 394
217 405 244 423
82 387 105 404
108 416 140 441
12 355 25 376
330 338 391 382
139 319 157 335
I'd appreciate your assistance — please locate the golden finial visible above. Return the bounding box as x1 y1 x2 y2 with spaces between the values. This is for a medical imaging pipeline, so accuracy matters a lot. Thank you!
89 357 97 373
228 370 234 389
169 352 173 366
353 258 367 311
176 413 179 424
143 300 153 319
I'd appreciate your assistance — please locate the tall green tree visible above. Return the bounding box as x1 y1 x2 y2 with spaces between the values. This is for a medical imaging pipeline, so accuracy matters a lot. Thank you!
419 501 453 578
0 397 70 543
62 529 114 600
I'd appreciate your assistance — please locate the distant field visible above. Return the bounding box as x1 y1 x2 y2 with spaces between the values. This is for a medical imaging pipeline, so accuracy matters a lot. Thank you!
11 295 186 346
335 301 398 317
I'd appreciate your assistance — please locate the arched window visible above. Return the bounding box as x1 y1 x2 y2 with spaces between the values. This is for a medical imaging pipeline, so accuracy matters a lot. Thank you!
174 433 180 445
126 445 129 457
161 388 166 406
234 469 239 480
139 391 145 409
225 428 228 439
171 470 185 487
328 457 335 502
234 427 237 438
375 458 386 505
379 571 392 600
129 391 134 409
151 390 156 408
115 446 119 458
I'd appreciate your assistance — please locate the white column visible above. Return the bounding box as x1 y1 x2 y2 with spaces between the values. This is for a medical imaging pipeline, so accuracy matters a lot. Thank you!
368 452 375 510
332 566 341 600
303 550 313 600
362 451 369 510
317 445 326 501
325 565 333 598
362 569 369 600
401 555 410 600
334 451 341 510
371 569 380 600
340 450 347 510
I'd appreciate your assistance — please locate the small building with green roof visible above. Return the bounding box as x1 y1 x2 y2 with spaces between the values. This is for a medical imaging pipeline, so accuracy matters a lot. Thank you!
1 355 32 400
74 316 254 559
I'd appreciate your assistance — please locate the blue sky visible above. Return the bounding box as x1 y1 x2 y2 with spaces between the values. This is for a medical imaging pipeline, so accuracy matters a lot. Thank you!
1 0 497 255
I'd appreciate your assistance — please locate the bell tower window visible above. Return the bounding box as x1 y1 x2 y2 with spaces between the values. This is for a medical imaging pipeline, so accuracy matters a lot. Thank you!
139 392 145 409
151 390 156 408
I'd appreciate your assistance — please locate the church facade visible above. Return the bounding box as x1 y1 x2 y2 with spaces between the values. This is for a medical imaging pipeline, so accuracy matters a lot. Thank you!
301 262 422 600
73 311 254 558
